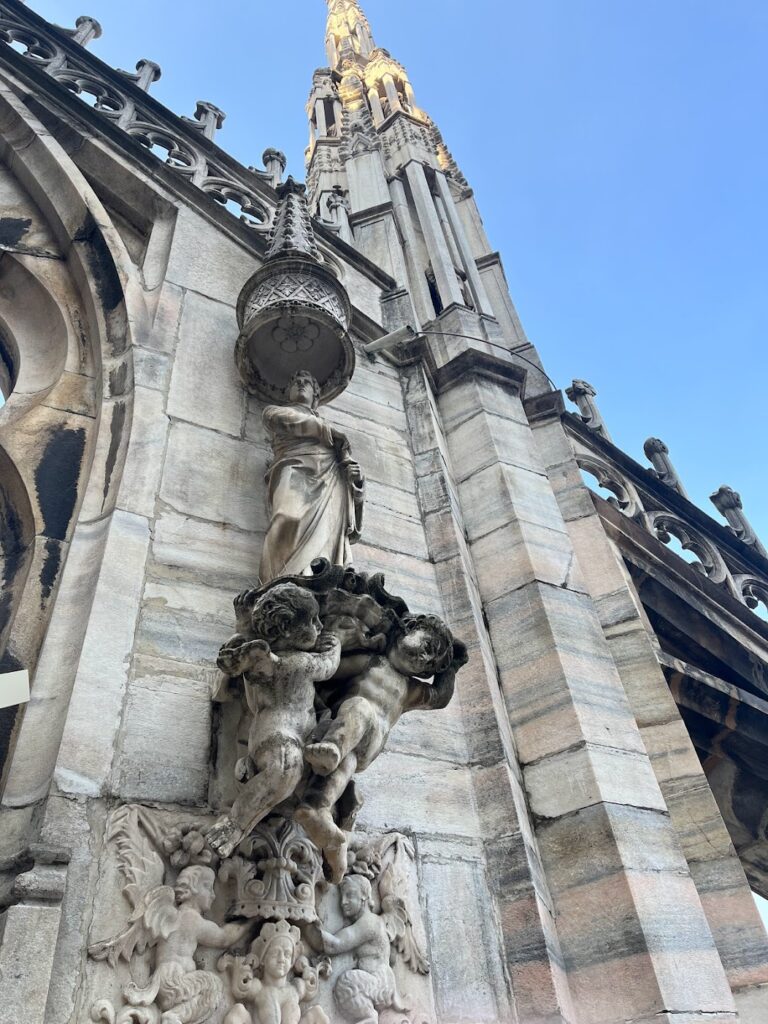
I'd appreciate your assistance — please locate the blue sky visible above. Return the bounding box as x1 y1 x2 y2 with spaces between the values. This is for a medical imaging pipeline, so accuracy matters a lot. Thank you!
27 1 767 544
22 0 768 929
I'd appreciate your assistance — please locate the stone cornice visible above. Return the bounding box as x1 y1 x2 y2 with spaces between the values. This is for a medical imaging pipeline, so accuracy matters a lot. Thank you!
427 348 527 399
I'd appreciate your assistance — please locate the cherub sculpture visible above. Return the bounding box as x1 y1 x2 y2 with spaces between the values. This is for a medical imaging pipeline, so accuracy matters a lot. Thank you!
295 616 467 881
220 920 329 1024
318 875 411 1024
208 583 341 859
90 865 252 1024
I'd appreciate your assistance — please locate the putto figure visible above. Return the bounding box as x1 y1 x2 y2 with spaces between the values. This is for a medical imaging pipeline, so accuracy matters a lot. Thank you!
221 920 329 1024
319 875 409 1024
90 865 252 1024
297 614 467 881
208 583 341 859
259 369 365 583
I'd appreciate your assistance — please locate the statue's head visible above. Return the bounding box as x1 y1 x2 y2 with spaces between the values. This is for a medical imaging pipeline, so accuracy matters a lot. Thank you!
174 865 216 912
389 613 456 677
339 873 372 921
249 919 300 980
288 369 321 411
251 583 322 652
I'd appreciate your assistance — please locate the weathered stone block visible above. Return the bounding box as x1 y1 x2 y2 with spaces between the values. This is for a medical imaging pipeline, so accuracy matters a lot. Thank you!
160 420 269 533
116 668 211 804
167 289 244 437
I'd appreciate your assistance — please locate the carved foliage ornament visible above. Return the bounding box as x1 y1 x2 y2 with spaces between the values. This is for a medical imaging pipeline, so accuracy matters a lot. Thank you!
87 804 432 1024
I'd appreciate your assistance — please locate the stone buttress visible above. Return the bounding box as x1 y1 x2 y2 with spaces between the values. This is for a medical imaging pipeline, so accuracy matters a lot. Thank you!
0 1 765 1023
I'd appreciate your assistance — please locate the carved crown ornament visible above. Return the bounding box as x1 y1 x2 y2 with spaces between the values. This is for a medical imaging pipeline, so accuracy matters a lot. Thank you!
235 178 354 405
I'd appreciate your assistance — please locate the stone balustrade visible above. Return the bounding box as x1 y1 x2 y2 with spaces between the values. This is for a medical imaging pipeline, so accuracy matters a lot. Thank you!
562 402 768 623
0 0 278 229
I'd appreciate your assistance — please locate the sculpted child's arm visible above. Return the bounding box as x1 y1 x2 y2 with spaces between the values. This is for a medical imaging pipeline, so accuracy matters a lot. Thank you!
334 651 374 680
405 666 457 712
218 638 279 678
197 917 253 950
405 643 468 712
320 918 369 955
299 633 341 681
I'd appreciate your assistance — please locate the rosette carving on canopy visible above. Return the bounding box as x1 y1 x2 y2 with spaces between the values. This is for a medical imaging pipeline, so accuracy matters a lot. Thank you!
235 177 354 404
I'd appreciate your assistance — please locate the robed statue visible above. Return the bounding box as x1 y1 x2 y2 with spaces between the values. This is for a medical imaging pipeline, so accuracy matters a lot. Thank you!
259 370 365 584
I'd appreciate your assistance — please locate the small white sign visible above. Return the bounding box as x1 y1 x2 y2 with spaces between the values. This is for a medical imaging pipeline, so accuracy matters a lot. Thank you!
0 669 29 709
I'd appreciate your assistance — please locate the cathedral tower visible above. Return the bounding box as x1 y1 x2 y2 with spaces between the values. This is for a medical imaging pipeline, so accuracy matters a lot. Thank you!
0 2 766 1023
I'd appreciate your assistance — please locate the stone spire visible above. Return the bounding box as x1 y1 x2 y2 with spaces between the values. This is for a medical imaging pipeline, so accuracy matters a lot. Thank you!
305 0 527 359
325 0 375 69
266 177 320 261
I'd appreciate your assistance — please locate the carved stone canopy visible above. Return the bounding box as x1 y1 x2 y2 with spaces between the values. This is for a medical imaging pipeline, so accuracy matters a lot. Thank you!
235 177 354 405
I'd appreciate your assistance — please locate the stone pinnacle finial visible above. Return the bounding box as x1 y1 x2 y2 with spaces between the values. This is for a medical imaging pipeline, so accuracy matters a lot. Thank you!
262 149 287 189
710 486 768 558
644 438 688 498
266 177 320 262
72 15 102 46
566 379 610 439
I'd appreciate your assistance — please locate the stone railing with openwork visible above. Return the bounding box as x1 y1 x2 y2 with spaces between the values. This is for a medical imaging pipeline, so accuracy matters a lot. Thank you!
562 379 768 625
0 0 281 231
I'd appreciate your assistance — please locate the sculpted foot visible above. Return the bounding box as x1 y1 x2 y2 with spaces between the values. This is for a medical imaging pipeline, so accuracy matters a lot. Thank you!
304 741 341 776
207 815 244 859
234 755 255 783
325 838 348 885
295 804 348 883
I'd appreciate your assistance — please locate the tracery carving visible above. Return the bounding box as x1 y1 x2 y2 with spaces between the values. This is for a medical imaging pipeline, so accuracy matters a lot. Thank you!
576 453 643 519
648 511 730 585
734 574 768 621
0 4 273 233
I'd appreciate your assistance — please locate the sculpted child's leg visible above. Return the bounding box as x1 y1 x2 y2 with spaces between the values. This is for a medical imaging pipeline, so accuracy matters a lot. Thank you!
334 969 379 1024
232 739 304 831
305 696 373 776
209 739 304 857
295 753 357 883
223 1006 251 1024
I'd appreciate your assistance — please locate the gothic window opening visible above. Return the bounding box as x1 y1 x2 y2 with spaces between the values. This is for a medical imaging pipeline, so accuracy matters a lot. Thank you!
425 267 443 317
0 332 17 410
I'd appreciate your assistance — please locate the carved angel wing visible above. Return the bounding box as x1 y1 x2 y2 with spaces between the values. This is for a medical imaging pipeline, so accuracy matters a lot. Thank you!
106 805 166 910
88 805 175 968
88 885 178 968
379 862 430 975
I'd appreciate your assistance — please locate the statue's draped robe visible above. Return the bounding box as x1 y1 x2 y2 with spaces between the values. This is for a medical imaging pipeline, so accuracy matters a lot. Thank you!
259 404 363 583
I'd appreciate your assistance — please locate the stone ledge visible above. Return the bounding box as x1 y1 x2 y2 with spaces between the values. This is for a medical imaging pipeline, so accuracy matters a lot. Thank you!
428 347 527 398
524 389 566 424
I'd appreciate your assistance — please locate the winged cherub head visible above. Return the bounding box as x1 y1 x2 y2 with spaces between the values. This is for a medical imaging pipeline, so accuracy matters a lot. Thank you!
389 614 456 678
173 865 217 913
339 874 373 922
250 583 323 652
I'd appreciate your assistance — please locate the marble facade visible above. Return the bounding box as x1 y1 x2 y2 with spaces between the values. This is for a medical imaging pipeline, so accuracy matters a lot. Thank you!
0 1 767 1023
